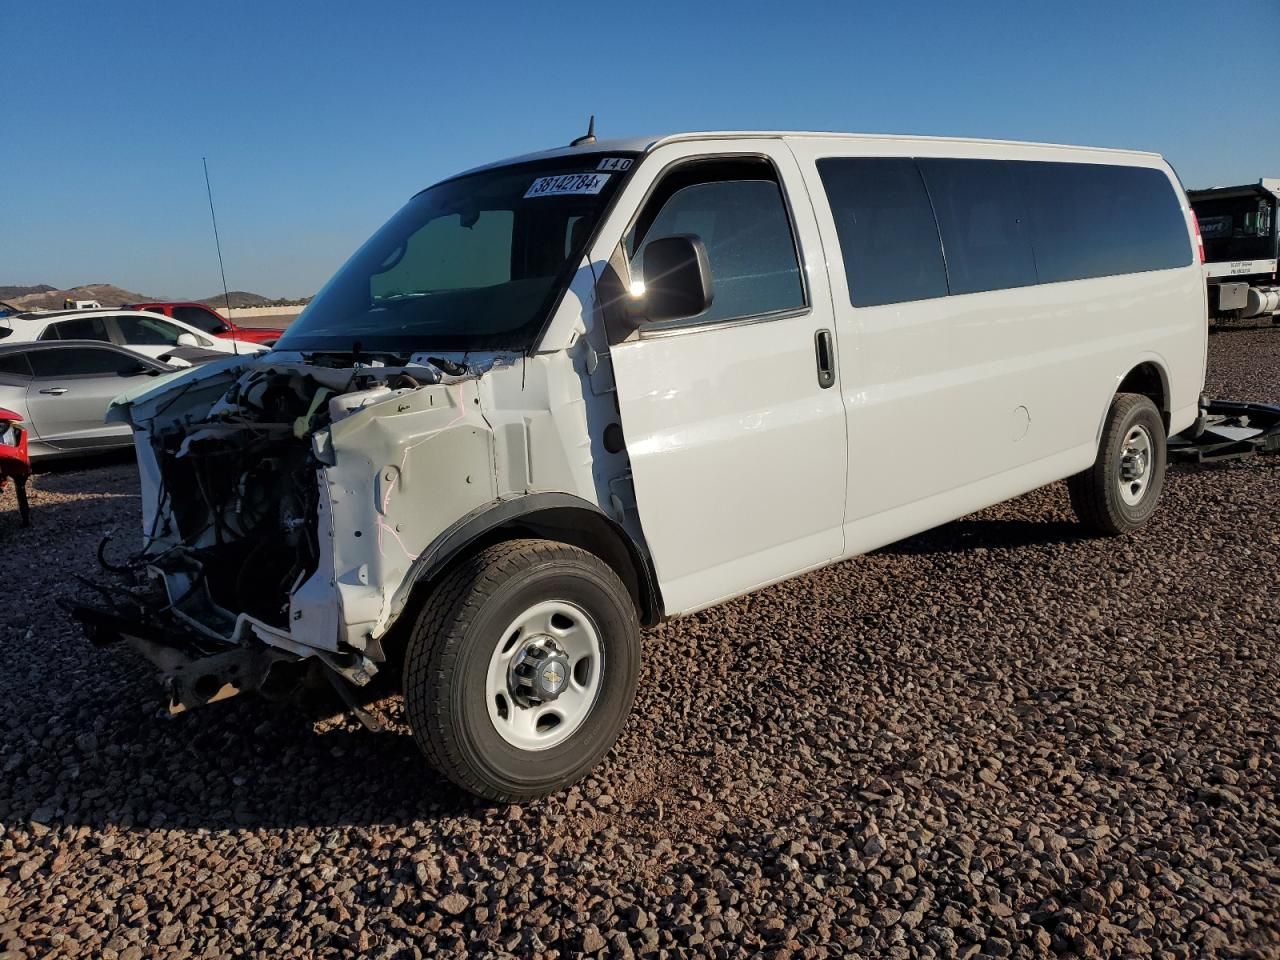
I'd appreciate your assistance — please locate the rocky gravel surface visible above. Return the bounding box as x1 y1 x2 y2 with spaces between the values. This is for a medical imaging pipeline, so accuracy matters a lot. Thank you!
1 327 1278 959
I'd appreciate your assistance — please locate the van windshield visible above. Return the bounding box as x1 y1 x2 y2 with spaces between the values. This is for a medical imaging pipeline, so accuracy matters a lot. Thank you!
277 155 636 353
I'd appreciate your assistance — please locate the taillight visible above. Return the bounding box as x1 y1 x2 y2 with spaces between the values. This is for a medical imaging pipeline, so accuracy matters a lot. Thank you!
1192 212 1205 263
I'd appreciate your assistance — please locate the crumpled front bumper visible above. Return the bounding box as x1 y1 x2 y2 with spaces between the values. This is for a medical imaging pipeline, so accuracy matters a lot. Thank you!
72 602 305 714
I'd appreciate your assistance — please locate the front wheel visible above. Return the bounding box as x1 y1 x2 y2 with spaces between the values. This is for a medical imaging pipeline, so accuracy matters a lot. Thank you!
1067 393 1167 536
403 539 641 801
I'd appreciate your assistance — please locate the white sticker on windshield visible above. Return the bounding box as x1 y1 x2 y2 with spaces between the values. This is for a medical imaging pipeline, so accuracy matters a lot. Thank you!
524 173 611 198
597 157 633 171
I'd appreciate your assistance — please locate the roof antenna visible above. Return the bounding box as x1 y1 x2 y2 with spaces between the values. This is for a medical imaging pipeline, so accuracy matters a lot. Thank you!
569 115 596 147
203 157 238 356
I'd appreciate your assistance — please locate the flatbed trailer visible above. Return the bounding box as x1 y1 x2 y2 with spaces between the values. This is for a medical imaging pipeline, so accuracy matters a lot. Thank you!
1188 179 1280 324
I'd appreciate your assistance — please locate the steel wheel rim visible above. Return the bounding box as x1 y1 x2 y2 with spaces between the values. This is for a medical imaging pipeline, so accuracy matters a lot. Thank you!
1118 424 1154 506
485 599 603 751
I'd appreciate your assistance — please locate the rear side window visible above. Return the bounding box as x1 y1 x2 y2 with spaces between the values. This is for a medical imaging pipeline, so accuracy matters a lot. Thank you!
28 347 140 377
0 352 32 379
1017 162 1191 282
816 158 949 307
40 316 112 342
917 158 1038 295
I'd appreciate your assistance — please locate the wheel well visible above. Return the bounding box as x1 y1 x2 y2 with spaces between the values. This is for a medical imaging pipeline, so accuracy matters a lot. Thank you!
412 505 662 628
1117 362 1169 430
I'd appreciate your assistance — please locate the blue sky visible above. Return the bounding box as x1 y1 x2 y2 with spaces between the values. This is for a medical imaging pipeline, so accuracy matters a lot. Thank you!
4 0 1277 299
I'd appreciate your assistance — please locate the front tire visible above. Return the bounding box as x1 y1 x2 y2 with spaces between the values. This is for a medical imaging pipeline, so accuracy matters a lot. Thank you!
1068 393 1167 536
403 539 640 801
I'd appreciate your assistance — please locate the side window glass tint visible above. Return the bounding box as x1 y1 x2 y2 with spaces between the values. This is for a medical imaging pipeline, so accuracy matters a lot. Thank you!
629 178 804 325
42 316 112 342
817 158 949 307
1018 162 1191 283
29 348 138 377
918 158 1038 295
174 306 223 332
116 315 183 346
0 352 32 378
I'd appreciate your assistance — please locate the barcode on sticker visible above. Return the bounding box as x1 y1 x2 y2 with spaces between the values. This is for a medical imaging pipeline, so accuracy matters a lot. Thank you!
524 173 611 198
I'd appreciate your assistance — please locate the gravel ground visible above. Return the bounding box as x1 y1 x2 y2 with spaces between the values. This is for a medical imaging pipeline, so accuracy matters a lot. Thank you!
1 327 1278 959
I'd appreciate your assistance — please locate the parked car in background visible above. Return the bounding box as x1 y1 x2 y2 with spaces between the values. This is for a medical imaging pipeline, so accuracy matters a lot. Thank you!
0 340 186 458
0 404 32 524
0 309 268 361
126 301 282 345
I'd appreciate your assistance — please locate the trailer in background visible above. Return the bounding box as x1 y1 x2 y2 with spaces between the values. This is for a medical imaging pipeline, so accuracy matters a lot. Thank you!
1188 179 1280 325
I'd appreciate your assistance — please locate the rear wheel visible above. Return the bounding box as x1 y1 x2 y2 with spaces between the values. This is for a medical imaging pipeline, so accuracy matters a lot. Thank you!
403 539 640 801
1068 393 1167 535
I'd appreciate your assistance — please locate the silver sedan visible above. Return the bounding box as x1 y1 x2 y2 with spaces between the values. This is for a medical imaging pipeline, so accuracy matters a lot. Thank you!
0 340 185 459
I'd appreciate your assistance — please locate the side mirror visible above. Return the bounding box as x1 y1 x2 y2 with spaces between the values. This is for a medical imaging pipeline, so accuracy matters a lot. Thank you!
176 332 199 347
639 235 713 324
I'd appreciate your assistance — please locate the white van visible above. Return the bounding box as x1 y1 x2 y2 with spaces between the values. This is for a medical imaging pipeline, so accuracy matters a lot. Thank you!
82 131 1206 800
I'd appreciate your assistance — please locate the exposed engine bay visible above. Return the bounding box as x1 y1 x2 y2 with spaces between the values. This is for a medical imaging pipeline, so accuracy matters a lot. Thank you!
73 350 511 713
152 367 329 626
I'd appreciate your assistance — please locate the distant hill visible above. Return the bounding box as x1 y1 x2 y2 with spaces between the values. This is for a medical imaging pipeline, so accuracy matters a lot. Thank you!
5 283 153 311
0 284 56 300
199 291 310 309
1 282 309 312
198 291 271 309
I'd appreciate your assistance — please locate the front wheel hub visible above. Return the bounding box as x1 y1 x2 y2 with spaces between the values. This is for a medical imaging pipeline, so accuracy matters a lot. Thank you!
508 635 571 706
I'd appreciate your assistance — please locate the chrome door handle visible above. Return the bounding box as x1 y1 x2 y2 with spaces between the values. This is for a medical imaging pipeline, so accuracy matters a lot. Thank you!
39 387 68 395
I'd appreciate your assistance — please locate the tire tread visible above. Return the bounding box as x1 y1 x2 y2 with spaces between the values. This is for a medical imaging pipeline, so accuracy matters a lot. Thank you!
403 538 636 801
1068 393 1164 536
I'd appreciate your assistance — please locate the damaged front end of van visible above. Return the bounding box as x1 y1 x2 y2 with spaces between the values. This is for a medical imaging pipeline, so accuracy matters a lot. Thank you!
70 148 649 720
72 351 507 713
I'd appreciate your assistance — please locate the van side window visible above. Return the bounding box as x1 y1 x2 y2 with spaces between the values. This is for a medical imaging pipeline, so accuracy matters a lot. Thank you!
917 159 1038 295
816 158 949 307
1017 162 1192 282
628 160 804 326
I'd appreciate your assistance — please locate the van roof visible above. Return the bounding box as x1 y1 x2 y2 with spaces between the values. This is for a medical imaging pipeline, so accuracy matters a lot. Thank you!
456 130 1164 179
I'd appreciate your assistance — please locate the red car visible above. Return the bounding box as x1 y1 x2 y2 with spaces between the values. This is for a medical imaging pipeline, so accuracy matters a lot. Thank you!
125 302 281 345
0 406 31 525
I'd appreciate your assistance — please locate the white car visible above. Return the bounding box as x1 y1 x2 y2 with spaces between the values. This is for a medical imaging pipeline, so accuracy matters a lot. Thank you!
84 130 1206 802
0 308 268 361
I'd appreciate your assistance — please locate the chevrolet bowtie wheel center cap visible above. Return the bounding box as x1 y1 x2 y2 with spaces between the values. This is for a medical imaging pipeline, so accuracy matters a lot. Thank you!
508 635 572 706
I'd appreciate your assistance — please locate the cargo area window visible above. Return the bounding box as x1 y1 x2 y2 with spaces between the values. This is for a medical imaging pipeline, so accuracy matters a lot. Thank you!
1016 161 1191 282
819 156 1191 307
918 158 1038 295
627 158 805 327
